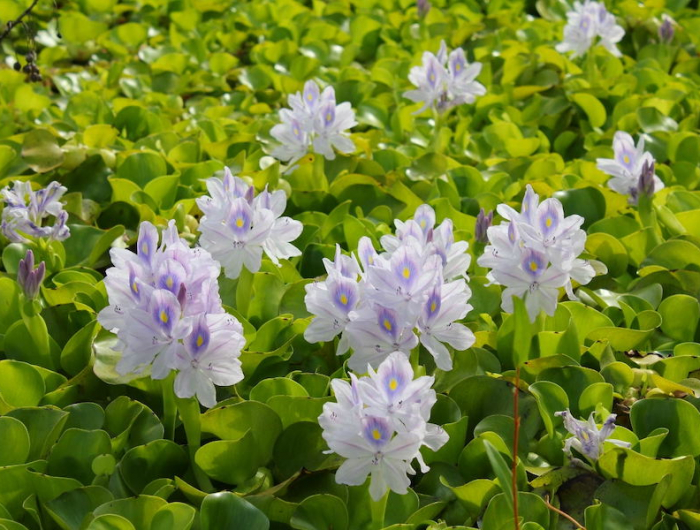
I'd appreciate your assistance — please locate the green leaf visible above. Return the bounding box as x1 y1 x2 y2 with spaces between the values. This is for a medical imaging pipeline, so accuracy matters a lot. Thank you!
290 494 348 530
150 502 196 530
47 428 111 484
0 360 45 410
483 440 514 514
120 440 188 494
658 294 700 342
21 129 65 173
571 93 607 128
554 187 606 230
45 486 114 530
116 152 168 188
200 492 269 530
0 417 30 466
630 398 700 458
195 431 261 485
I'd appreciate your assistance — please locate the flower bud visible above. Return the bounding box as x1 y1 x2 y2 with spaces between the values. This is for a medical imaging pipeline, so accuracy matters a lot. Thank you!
659 15 674 44
417 0 430 17
475 208 493 244
637 159 655 199
17 249 45 300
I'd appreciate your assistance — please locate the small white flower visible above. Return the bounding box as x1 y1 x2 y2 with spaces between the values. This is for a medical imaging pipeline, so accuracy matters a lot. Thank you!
319 352 447 501
477 185 601 321
271 80 356 166
403 41 485 114
555 409 631 460
596 131 665 204
1 180 70 243
556 1 624 58
173 313 245 408
196 169 302 279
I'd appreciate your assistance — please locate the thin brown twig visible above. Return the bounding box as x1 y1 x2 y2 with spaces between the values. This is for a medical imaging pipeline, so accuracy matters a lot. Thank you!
544 494 587 530
513 364 520 530
0 0 41 43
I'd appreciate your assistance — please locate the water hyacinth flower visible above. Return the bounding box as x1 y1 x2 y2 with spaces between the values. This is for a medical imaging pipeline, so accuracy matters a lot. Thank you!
172 313 246 408
596 131 664 204
555 409 631 460
304 204 475 371
474 208 493 245
477 185 602 322
17 249 45 300
416 0 430 17
97 220 246 407
319 352 447 500
196 168 303 279
403 40 485 114
271 80 357 167
658 14 675 44
1 180 70 243
556 1 624 58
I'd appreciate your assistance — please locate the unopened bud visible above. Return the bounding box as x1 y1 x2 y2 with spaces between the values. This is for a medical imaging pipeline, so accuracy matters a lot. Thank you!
17 250 45 300
417 0 431 17
475 208 494 244
659 15 674 44
637 159 656 199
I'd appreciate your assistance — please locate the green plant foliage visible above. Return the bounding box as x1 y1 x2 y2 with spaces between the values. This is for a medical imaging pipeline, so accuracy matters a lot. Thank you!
2 0 700 528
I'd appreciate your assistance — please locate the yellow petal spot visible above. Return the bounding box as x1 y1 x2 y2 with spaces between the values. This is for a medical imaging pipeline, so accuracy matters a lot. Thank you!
372 429 382 440
307 93 313 101
402 267 411 279
389 378 398 391
455 63 461 71
545 217 552 228
383 319 392 331
293 127 299 136
368 255 374 265
141 243 149 254
429 73 436 82
623 155 630 164
340 293 348 305
160 310 169 324
529 261 538 272
430 301 437 313
132 282 138 293
326 112 332 122
196 335 204 348
166 276 173 289
420 219 426 228
236 217 244 228
582 431 589 440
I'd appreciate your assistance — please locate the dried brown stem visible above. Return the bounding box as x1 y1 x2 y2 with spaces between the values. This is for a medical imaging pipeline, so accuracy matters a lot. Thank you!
544 494 587 530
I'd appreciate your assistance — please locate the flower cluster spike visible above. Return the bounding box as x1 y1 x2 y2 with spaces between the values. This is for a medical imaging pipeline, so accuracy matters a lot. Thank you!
555 409 631 461
403 40 485 114
304 204 475 372
556 1 625 58
98 220 245 408
477 185 604 322
270 80 357 168
596 131 665 204
1 181 70 243
319 352 448 500
196 168 303 279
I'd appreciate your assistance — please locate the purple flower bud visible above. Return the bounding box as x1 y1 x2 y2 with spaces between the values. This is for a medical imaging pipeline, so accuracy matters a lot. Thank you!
417 0 430 17
659 15 674 44
637 159 656 199
475 208 493 244
17 249 45 299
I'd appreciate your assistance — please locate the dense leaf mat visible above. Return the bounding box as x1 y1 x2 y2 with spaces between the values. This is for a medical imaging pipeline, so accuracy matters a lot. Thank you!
2 0 700 528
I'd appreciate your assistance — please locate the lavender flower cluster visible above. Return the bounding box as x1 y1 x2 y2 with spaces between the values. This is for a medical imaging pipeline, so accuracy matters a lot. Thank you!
304 204 475 373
